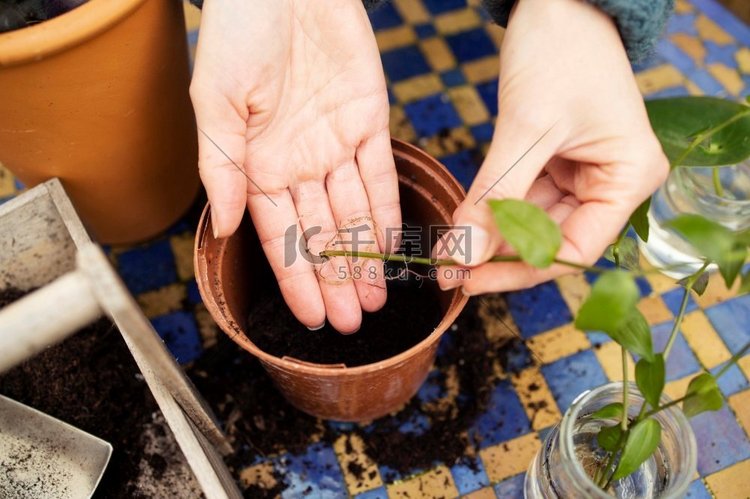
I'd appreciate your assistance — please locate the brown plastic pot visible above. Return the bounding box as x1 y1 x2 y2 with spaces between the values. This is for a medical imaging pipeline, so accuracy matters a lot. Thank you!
194 139 469 421
0 0 199 244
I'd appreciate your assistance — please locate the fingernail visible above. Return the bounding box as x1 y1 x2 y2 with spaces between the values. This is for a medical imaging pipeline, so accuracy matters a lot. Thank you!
210 210 220 239
457 224 489 266
439 279 461 291
307 322 326 331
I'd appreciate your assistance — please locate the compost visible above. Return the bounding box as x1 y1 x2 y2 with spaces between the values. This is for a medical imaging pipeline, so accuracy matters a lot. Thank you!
0 0 88 33
0 288 201 498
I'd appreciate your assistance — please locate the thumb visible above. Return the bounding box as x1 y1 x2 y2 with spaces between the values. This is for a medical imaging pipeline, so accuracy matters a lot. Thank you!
190 83 248 239
446 119 560 266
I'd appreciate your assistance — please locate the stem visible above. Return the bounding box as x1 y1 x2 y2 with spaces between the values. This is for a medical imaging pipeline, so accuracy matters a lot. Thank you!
664 261 710 359
672 108 750 167
712 167 725 198
621 348 629 432
612 225 629 268
318 250 611 273
716 338 750 378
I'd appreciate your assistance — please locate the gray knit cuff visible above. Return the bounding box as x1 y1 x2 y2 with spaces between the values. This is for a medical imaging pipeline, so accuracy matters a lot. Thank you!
481 0 674 62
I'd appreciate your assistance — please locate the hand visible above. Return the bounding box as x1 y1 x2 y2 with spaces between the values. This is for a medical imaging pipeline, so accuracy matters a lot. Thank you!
436 0 668 294
190 0 400 332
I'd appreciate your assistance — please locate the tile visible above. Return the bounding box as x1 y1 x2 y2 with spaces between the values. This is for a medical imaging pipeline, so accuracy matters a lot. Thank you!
555 273 590 316
526 324 591 365
667 12 699 36
277 443 347 499
680 311 732 369
375 25 417 52
392 74 445 103
151 310 202 363
420 38 458 72
434 9 482 35
403 93 463 137
690 406 750 475
510 366 562 430
593 341 636 383
470 122 494 143
381 45 431 82
470 380 530 449
688 68 727 96
170 232 195 281
692 0 750 47
440 149 481 190
386 465 459 498
450 456 490 495
117 239 178 294
652 320 702 381
182 0 202 31
541 350 609 412
441 68 467 87
695 272 743 308
710 363 748 397
492 473 525 499
0 166 15 198
670 33 707 65
446 28 497 63
706 295 750 354
661 287 699 316
707 62 746 95
368 2 403 31
475 79 499 116
392 0 430 24
480 432 540 483
334 434 383 495
239 461 278 493
355 486 388 499
136 283 187 319
663 373 694 401
194 304 219 348
705 458 750 498
655 39 698 75
674 0 695 15
422 0 467 16
462 57 499 84
463 486 497 499
419 125 476 158
637 295 674 325
704 41 742 67
389 105 417 142
695 13 735 45
736 46 750 73
685 479 712 499
728 389 750 437
506 281 573 339
448 86 490 126
414 23 437 39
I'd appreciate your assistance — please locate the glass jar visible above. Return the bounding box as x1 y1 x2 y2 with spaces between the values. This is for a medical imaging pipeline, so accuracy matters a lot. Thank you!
639 161 750 278
525 383 696 499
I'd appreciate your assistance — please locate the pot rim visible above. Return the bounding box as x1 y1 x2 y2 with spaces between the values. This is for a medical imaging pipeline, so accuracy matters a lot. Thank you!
0 0 148 67
194 138 469 377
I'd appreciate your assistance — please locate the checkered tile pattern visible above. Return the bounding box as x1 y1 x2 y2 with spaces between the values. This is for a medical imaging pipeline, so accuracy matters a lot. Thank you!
1 0 749 496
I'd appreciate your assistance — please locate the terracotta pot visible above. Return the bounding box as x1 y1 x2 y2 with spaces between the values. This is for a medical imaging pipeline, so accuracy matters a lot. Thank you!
0 0 199 244
194 139 469 421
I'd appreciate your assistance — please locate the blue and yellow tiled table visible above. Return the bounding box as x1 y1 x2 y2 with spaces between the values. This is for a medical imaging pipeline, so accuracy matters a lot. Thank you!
2 0 750 496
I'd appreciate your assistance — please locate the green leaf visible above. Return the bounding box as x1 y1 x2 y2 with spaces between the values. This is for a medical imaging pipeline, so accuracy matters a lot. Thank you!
740 272 750 295
646 97 750 166
611 418 662 481
604 237 640 270
591 402 624 420
667 214 746 287
489 199 562 268
629 198 651 242
597 424 623 452
636 354 665 409
610 308 655 362
575 271 640 335
683 372 724 418
678 272 709 296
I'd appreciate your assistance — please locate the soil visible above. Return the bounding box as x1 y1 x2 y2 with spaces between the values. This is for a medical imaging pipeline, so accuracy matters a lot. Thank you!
0 0 87 33
0 287 202 498
246 269 443 366
190 289 534 496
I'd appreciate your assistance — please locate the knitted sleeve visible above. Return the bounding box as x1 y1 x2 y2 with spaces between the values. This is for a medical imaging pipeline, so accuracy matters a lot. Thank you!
481 0 674 62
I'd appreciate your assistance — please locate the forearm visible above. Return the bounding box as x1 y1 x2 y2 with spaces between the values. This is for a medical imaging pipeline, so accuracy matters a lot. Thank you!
482 0 674 61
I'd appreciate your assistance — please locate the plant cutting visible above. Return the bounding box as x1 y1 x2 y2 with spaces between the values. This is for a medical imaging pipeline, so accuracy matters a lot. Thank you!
317 96 750 496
